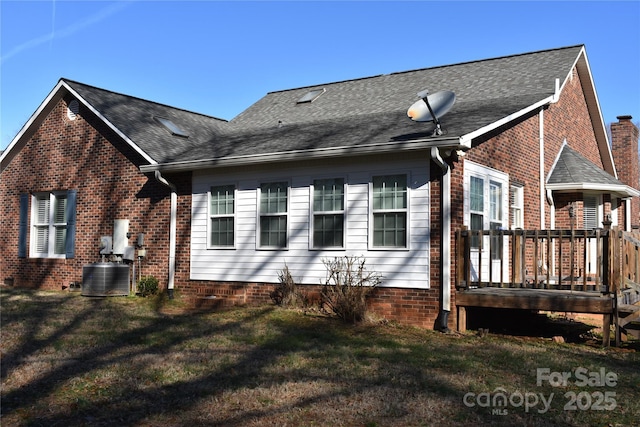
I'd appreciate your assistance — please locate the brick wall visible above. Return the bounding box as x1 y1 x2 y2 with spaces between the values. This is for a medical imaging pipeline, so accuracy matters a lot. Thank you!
611 116 640 229
0 96 175 290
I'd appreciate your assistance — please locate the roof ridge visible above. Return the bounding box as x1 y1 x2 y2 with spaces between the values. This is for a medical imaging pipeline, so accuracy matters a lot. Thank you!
61 78 229 123
266 44 584 95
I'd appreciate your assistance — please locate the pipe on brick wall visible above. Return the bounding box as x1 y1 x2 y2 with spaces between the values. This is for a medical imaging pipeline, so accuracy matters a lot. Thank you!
154 171 177 299
431 147 451 332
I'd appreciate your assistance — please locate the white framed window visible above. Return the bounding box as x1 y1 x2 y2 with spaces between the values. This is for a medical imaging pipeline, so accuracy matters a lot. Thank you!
311 178 345 249
510 184 524 229
583 194 601 229
258 181 289 249
464 161 509 254
31 192 68 258
489 180 503 260
370 174 408 248
209 185 235 248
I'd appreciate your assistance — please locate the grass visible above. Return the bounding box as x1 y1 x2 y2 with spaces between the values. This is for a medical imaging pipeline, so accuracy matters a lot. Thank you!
1 287 638 427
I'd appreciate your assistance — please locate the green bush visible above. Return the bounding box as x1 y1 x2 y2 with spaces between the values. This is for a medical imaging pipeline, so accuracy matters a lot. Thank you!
321 256 382 323
137 275 159 297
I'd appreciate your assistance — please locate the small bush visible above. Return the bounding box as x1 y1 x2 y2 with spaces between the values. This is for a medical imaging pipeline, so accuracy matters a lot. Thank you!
321 256 382 323
137 275 159 297
271 264 307 307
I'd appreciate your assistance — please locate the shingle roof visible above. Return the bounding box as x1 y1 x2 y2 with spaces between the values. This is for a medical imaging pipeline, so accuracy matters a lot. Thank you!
546 144 638 198
64 45 585 165
548 144 620 186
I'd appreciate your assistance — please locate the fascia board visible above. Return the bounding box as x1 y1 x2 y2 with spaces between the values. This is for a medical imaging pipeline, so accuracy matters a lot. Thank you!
546 182 640 198
140 137 462 173
458 96 555 147
1 80 66 171
62 82 157 165
574 48 616 177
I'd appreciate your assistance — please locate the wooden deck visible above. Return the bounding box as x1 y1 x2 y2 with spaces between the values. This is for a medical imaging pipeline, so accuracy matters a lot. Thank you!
454 227 640 346
456 287 614 345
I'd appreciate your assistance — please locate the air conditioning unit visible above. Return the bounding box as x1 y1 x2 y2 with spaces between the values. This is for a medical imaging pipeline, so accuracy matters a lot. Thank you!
82 263 130 296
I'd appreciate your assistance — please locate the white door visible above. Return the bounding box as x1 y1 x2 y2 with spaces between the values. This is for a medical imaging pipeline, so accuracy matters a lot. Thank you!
465 162 509 284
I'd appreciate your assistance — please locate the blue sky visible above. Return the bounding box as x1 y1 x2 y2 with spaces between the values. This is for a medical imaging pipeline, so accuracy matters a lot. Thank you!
1 1 639 150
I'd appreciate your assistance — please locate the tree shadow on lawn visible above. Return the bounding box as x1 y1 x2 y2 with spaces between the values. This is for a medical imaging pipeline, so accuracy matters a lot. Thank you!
1 288 637 427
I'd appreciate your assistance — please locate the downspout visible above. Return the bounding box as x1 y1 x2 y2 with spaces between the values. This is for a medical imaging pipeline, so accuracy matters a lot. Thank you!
539 107 546 230
431 147 451 332
154 170 177 299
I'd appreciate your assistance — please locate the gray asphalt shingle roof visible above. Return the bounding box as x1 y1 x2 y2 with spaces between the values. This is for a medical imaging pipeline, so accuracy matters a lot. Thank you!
65 45 585 165
548 144 621 187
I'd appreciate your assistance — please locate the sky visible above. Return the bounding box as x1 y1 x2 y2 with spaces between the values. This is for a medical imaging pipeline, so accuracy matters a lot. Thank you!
1 1 639 151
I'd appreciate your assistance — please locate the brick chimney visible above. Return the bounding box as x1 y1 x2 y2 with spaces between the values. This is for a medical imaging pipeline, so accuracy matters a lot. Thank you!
611 115 640 229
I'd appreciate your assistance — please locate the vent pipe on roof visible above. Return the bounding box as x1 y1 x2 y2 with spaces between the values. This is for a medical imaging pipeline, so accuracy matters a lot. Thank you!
154 171 177 299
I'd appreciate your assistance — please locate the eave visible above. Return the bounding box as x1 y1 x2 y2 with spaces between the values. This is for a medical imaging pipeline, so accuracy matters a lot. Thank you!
139 136 464 173
546 182 640 199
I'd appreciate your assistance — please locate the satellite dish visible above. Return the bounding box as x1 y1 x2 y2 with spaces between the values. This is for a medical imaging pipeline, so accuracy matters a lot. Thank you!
407 90 456 136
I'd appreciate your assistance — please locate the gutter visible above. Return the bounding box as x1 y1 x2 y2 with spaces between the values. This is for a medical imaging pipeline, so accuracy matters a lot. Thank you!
431 147 451 332
154 171 177 299
140 137 462 173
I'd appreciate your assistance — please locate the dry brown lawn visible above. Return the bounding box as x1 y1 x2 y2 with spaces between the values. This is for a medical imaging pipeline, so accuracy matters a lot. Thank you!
1 287 638 426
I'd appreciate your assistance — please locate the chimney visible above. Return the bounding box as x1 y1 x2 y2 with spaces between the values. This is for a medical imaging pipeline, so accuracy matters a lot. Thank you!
611 115 639 229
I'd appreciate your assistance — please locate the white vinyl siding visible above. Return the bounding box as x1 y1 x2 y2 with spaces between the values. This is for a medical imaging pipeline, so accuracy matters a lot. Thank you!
190 158 430 289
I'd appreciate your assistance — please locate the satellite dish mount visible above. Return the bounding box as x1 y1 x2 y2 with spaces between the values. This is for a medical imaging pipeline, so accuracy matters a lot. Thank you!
407 90 456 136
418 90 443 135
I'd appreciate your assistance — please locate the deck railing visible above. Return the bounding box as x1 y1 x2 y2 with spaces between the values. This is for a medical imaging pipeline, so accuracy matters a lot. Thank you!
455 228 615 293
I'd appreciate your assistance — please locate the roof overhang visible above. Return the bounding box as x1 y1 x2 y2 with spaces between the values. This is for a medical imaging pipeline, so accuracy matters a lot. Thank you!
140 136 464 173
459 95 556 147
546 182 640 199
0 79 157 172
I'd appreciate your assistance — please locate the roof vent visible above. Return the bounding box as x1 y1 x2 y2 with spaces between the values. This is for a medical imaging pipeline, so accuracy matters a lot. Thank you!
154 116 189 138
297 88 325 104
67 99 80 121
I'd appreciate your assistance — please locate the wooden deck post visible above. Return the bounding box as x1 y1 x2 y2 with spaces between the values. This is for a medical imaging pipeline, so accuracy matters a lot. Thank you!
603 314 611 347
457 306 467 333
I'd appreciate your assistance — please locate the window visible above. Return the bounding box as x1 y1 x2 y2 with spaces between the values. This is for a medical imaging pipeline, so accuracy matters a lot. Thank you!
372 174 407 248
583 195 599 229
209 185 235 247
510 184 524 229
312 178 345 248
470 176 484 248
259 182 288 248
489 181 503 260
30 192 76 258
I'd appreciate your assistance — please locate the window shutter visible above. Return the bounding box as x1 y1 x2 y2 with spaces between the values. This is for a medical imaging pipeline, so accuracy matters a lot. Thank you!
65 190 77 258
18 194 29 258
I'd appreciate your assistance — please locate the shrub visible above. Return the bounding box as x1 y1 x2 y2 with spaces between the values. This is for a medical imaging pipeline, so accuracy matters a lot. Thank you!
321 256 382 323
270 263 307 307
137 275 159 297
